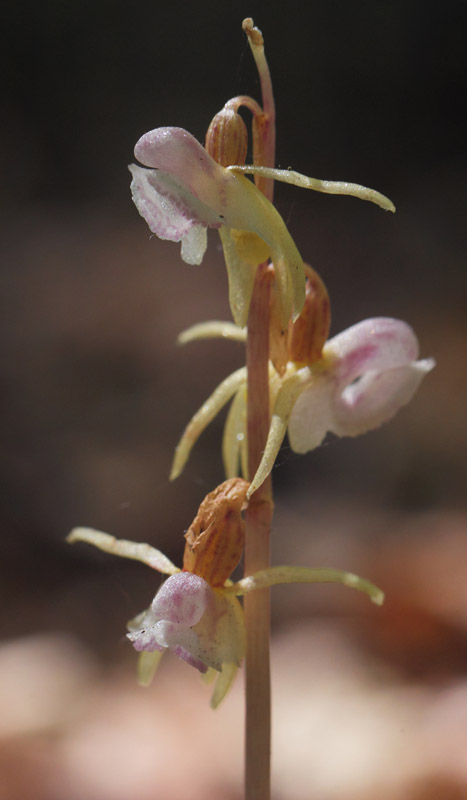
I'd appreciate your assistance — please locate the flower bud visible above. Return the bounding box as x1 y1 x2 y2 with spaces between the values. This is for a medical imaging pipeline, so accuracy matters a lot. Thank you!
205 107 248 167
287 264 331 366
183 478 249 586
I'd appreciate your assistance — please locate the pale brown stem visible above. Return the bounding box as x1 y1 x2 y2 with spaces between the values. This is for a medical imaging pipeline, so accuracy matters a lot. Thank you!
242 18 276 203
244 263 273 800
242 18 276 800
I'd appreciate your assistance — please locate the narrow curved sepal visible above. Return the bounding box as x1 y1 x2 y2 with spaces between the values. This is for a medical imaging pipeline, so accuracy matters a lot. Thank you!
222 384 248 480
170 367 247 480
228 565 384 606
177 320 246 345
228 165 396 213
210 662 239 709
67 528 180 574
247 368 310 497
137 650 164 687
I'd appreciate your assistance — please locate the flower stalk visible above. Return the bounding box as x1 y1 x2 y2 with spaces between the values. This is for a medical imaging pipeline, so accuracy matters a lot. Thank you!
244 262 273 800
242 19 277 797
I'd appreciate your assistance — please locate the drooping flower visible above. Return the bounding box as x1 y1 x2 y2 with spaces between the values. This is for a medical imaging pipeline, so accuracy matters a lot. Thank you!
67 479 383 707
129 124 305 328
169 309 434 493
129 120 394 329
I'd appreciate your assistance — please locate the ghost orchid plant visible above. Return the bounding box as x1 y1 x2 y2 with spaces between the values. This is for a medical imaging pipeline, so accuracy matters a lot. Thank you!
68 17 433 800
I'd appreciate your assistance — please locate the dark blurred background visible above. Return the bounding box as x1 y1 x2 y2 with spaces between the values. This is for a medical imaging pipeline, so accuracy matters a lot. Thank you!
1 1 466 798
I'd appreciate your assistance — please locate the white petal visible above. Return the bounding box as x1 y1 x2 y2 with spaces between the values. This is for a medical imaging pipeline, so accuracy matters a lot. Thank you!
129 164 221 263
333 359 435 437
127 620 165 653
288 318 434 453
287 375 334 453
180 225 208 265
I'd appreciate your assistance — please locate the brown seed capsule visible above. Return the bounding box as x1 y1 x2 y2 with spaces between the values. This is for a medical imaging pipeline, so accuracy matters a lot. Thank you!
205 107 248 168
183 478 249 586
287 264 331 366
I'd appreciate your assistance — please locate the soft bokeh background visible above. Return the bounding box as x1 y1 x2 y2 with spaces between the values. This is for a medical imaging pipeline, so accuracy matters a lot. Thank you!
1 1 466 798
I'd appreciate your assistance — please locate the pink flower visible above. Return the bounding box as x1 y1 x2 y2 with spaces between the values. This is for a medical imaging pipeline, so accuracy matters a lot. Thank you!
129 126 394 328
127 572 245 676
289 317 433 450
129 126 305 327
67 523 383 707
249 317 434 494
168 317 434 494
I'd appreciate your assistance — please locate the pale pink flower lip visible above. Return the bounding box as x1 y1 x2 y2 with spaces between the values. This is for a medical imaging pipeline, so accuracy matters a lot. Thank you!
134 127 224 196
129 127 229 267
288 317 435 452
126 572 245 676
127 573 213 671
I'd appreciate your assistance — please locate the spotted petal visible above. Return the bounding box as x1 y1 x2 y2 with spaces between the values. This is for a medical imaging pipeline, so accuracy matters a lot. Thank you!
127 573 245 678
127 573 213 671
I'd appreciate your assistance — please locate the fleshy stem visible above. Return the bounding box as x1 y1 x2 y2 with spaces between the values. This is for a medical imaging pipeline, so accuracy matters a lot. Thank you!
243 17 275 800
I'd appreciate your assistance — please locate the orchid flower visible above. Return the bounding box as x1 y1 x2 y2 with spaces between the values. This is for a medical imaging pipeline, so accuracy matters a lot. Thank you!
129 114 394 329
170 300 434 493
67 479 383 708
248 316 435 495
